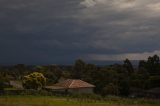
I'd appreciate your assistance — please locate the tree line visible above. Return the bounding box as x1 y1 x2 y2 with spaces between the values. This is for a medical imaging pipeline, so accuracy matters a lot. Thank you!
0 55 160 96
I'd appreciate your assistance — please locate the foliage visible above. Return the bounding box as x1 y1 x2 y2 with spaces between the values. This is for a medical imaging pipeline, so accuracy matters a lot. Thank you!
22 72 46 90
44 65 62 84
139 55 160 75
147 75 160 88
72 59 86 79
82 64 97 82
0 80 5 90
118 79 130 96
0 73 9 90
102 83 119 96
92 67 118 94
130 68 149 89
123 59 134 75
13 64 28 80
0 54 160 97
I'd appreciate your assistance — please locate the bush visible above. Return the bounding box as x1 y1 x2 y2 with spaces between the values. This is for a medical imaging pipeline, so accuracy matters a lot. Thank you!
102 83 119 96
148 76 160 88
22 72 46 90
0 81 5 90
118 80 130 96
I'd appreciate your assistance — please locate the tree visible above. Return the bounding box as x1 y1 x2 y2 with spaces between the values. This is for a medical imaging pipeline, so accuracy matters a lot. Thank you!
12 64 27 80
72 59 86 79
102 83 119 96
82 64 97 82
123 59 134 75
0 79 5 90
118 79 130 96
93 67 118 94
22 72 46 90
44 65 62 84
130 68 149 89
0 72 9 90
147 75 160 88
139 55 160 75
138 60 146 69
147 55 160 75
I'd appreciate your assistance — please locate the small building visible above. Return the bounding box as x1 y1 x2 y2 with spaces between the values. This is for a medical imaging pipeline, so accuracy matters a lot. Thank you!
45 79 95 94
9 80 24 90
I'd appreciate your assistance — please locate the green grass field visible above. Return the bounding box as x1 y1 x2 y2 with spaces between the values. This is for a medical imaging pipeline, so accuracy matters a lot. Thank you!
0 95 159 106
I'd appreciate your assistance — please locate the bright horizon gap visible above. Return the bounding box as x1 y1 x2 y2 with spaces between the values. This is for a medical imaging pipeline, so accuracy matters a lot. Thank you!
87 50 160 61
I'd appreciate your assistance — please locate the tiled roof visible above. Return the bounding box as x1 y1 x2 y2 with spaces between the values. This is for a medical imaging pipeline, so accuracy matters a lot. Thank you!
54 79 95 89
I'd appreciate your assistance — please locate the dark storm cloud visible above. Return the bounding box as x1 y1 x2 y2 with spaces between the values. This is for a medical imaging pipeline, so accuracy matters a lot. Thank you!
0 0 86 64
0 0 160 64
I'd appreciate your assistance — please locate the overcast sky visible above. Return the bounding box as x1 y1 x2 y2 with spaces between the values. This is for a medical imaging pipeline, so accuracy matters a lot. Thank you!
0 0 160 64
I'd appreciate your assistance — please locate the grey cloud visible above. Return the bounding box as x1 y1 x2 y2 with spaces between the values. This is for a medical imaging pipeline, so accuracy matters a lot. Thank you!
0 0 160 64
77 0 160 54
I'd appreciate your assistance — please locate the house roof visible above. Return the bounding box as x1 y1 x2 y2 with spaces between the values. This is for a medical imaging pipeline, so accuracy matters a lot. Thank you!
54 79 95 89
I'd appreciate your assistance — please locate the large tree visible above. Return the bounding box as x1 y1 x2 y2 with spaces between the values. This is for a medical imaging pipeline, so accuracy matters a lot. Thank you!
72 59 86 79
22 72 46 90
123 59 134 75
0 72 9 90
44 65 62 84
82 64 97 82
147 55 160 75
139 55 160 75
12 64 27 80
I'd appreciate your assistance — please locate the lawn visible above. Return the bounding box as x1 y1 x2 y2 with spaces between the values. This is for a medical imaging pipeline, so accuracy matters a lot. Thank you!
0 95 159 106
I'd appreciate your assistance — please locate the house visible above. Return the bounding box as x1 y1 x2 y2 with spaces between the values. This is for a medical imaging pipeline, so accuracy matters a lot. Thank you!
45 79 95 94
9 80 24 90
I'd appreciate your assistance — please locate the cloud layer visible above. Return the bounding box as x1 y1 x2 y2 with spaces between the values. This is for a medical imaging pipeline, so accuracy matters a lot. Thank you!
88 50 160 61
0 0 160 64
78 0 160 60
